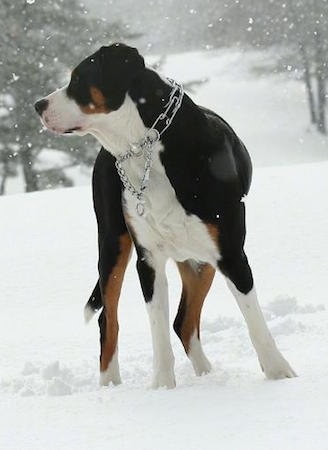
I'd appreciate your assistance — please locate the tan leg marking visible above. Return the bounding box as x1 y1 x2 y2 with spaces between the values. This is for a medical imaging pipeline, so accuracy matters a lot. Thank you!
174 261 215 353
100 232 132 371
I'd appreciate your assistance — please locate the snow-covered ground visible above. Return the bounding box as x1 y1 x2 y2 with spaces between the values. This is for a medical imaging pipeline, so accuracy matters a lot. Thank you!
1 50 328 449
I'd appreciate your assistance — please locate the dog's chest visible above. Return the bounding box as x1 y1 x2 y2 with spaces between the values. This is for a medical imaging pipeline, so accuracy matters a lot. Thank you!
123 147 219 265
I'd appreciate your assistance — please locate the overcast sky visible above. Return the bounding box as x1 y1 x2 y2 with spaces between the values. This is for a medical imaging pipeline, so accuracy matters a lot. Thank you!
84 0 219 54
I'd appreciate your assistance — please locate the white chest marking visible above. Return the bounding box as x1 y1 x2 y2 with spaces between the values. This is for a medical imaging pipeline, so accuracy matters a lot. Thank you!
124 146 220 265
62 92 219 265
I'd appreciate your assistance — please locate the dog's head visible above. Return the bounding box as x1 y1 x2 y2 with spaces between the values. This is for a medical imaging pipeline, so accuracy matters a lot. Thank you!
34 43 145 135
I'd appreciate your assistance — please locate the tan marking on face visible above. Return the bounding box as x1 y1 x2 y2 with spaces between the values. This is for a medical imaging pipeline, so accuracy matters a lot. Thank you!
175 262 215 353
81 86 111 114
100 233 132 372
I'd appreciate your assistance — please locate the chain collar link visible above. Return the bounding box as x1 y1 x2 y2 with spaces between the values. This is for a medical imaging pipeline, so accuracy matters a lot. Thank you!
115 78 184 217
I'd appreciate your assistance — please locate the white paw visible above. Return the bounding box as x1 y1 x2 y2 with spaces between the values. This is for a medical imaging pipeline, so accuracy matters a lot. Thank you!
151 371 176 389
99 370 122 386
259 350 297 380
191 355 212 376
99 354 122 386
188 332 212 376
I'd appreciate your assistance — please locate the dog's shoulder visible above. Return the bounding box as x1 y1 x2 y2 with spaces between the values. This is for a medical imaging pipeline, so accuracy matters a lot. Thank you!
115 67 252 222
92 147 126 234
156 90 252 220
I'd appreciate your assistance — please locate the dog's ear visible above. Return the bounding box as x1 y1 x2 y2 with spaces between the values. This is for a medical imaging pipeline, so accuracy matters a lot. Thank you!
96 43 145 110
99 43 145 89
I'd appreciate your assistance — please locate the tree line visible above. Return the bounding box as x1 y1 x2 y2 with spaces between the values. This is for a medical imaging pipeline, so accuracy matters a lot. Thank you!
207 0 327 134
0 0 136 194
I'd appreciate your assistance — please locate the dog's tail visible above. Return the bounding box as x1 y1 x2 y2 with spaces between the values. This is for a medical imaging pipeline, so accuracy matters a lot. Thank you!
84 280 103 323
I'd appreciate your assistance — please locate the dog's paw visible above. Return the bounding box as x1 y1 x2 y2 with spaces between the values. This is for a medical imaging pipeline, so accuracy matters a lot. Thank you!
259 351 297 380
188 333 212 376
151 371 176 389
191 356 212 377
99 365 122 387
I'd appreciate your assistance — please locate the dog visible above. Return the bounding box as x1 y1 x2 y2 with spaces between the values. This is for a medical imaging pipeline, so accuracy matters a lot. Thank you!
35 43 296 388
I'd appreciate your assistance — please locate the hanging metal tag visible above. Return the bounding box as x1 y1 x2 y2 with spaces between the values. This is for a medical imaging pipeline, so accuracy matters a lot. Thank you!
130 143 143 157
136 202 145 216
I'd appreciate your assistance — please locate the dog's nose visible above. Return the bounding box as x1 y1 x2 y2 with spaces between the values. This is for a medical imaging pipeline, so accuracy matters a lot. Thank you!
34 99 49 116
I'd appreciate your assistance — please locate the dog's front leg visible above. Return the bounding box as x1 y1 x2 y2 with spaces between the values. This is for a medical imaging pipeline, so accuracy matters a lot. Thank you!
136 251 176 389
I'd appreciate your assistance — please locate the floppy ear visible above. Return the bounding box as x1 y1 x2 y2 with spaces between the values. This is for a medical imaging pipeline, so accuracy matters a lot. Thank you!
100 43 145 88
97 43 145 110
119 45 145 81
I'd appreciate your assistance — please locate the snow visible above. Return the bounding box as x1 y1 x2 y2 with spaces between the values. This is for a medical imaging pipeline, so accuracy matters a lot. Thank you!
34 148 73 170
1 50 328 449
162 49 328 167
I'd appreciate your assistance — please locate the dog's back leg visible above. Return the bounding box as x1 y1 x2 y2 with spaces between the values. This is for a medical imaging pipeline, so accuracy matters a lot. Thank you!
174 261 215 376
98 232 132 386
217 202 296 379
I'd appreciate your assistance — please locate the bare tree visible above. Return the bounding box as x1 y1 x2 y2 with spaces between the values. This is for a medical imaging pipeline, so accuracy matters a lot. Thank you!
208 0 328 134
314 29 327 134
300 42 317 125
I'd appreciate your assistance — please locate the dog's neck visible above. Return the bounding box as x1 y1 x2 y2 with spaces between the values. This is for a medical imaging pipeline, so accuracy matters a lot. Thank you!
87 94 146 157
89 69 176 158
87 69 174 158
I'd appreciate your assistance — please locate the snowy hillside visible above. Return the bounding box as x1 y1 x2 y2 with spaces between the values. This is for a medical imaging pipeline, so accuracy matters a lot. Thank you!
1 158 328 449
1 48 328 449
161 49 328 167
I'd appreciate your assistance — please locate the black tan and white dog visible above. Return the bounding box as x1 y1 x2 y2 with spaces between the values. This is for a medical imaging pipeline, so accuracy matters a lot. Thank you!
35 43 296 388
